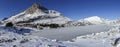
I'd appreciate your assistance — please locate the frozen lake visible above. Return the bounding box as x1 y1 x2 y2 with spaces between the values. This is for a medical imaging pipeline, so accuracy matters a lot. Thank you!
31 24 112 41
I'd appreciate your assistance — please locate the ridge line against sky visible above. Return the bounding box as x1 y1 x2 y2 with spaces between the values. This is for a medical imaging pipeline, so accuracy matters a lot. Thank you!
0 0 120 20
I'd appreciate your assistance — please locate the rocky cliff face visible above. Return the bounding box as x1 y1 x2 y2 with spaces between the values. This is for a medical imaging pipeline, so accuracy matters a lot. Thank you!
25 3 48 14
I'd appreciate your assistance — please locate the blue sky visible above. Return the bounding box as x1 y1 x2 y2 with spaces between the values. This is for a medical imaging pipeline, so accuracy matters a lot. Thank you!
0 0 120 20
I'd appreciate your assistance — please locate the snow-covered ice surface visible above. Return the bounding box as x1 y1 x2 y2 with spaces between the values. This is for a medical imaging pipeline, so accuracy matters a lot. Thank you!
31 24 112 41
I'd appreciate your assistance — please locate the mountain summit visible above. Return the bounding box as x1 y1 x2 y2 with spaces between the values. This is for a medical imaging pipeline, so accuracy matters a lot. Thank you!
25 3 48 14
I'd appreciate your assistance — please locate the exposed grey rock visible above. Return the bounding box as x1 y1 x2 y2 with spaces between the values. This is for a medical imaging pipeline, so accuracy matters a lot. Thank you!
25 3 48 14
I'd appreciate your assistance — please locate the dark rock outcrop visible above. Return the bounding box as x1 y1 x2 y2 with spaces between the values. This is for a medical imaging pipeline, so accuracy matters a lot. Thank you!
25 3 48 14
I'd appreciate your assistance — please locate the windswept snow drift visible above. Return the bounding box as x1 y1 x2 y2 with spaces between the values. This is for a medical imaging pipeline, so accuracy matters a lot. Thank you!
0 26 79 47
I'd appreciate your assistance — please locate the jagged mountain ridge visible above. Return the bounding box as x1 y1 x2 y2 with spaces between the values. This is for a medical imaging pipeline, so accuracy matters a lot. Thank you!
4 3 72 24
25 3 48 14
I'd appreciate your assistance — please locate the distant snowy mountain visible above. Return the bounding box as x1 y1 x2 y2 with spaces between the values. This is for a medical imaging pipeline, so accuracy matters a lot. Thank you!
3 3 72 24
79 16 110 25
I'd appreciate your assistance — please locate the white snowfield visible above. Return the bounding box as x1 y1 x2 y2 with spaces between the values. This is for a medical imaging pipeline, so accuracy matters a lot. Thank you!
31 24 112 41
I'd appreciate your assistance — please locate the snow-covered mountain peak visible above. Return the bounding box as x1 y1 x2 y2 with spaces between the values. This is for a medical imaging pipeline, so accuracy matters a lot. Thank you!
86 16 101 19
79 16 110 25
3 3 72 24
84 16 103 22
